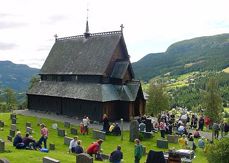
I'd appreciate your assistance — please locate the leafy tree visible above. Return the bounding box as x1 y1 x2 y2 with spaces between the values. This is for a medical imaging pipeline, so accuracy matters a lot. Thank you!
28 75 40 90
202 77 223 123
146 82 169 116
4 88 17 110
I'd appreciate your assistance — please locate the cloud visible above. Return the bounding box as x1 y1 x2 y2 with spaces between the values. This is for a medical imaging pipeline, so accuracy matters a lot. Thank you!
0 42 17 50
41 15 68 25
0 21 26 29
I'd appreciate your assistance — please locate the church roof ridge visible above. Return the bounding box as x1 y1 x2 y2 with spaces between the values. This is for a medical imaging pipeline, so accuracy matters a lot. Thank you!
57 30 122 41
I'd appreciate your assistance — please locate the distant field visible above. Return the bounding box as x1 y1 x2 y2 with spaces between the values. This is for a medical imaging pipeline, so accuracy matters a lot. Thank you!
223 67 229 73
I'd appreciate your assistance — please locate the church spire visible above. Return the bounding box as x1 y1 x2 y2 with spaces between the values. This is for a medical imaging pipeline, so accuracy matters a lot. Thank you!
84 8 90 38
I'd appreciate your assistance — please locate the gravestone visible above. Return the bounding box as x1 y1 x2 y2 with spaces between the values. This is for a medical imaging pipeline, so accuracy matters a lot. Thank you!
11 124 17 131
76 153 93 163
92 130 106 140
9 130 15 137
49 143 55 150
57 129 65 137
129 120 139 142
140 131 153 139
64 122 70 128
0 121 4 127
145 118 152 132
10 113 16 120
11 118 16 124
64 136 73 145
70 128 77 135
26 127 32 134
43 156 60 163
0 158 9 163
167 135 179 143
7 135 12 142
26 122 32 128
0 139 5 152
157 139 168 149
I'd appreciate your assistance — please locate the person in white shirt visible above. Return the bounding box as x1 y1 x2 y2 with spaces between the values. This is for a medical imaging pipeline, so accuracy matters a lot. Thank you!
69 136 78 153
83 116 90 135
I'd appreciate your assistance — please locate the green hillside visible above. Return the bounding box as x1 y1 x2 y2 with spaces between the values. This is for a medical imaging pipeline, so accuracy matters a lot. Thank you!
133 33 229 81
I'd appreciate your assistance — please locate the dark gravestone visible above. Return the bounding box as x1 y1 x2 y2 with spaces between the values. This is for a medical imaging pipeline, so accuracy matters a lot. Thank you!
70 128 77 135
11 124 17 131
0 121 4 127
140 131 153 139
49 143 55 150
167 135 179 143
64 122 70 128
76 153 93 163
129 120 139 142
64 136 73 145
92 130 106 140
11 118 16 124
26 127 32 134
145 119 152 132
0 158 9 163
0 139 5 152
7 135 12 142
57 129 65 137
10 114 16 120
157 139 168 149
26 122 32 128
9 130 15 137
43 156 60 163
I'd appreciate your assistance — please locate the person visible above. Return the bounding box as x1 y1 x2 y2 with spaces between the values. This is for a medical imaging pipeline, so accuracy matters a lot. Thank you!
159 120 166 138
82 116 90 135
178 134 187 149
188 135 196 150
198 137 205 149
191 114 197 129
102 114 110 133
134 139 143 163
109 145 123 163
37 123 48 149
87 139 104 157
139 121 146 132
69 136 78 153
198 116 204 131
13 131 25 149
177 124 185 135
75 140 84 154
212 122 220 139
224 122 229 136
193 129 200 138
112 123 121 136
80 122 84 134
109 123 116 133
220 121 225 138
22 133 36 149
204 116 211 130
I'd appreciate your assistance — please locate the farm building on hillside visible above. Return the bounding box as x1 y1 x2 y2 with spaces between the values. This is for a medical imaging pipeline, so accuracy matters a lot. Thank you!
27 24 146 121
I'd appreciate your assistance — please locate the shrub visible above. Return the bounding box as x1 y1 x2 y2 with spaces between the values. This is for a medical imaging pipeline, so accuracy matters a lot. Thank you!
206 138 229 163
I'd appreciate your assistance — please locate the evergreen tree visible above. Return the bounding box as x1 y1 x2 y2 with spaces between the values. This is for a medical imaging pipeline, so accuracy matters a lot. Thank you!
146 82 169 116
4 88 17 110
202 77 223 123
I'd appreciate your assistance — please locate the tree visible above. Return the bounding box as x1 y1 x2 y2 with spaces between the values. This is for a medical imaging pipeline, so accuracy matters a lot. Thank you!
202 77 223 123
28 75 40 90
4 88 17 110
146 82 170 116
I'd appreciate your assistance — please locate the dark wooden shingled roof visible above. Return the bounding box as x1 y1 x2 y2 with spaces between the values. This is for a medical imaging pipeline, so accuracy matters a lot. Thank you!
27 81 141 102
111 61 129 79
40 31 123 75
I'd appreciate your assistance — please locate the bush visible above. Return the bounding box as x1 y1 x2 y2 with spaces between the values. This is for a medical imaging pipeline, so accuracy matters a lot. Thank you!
206 138 229 163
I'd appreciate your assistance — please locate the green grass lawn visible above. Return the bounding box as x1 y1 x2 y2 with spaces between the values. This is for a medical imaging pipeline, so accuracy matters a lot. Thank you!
0 113 208 163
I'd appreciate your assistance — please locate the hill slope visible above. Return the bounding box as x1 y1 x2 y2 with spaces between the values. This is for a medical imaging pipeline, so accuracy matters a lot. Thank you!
132 33 229 81
0 61 39 92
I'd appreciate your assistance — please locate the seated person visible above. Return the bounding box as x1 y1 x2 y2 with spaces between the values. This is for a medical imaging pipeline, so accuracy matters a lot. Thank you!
198 137 205 149
86 139 103 157
13 131 25 149
178 134 187 149
69 136 78 153
75 140 84 154
139 122 146 132
109 123 116 133
22 133 36 149
177 125 185 135
193 129 200 138
112 123 121 136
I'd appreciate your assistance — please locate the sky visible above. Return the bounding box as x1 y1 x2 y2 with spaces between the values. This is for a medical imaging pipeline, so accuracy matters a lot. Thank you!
0 0 229 68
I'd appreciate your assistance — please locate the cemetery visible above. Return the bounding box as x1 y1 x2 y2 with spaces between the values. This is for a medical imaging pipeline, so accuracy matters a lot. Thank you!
0 112 212 163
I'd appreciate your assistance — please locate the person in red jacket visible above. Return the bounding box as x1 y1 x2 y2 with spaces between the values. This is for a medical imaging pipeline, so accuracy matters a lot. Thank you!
86 139 103 156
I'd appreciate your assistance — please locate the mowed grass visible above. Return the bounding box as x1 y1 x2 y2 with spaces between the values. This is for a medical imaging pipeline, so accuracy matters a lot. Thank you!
0 113 208 163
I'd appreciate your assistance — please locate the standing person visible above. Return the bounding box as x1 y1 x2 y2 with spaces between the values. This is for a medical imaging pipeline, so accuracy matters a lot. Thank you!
224 122 229 136
198 116 204 131
102 114 110 133
219 121 225 138
69 136 78 153
38 123 48 149
109 145 123 163
134 139 143 163
212 122 220 139
83 116 90 135
159 120 166 138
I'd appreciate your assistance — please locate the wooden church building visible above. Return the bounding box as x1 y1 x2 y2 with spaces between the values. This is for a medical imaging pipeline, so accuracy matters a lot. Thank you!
27 23 146 121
